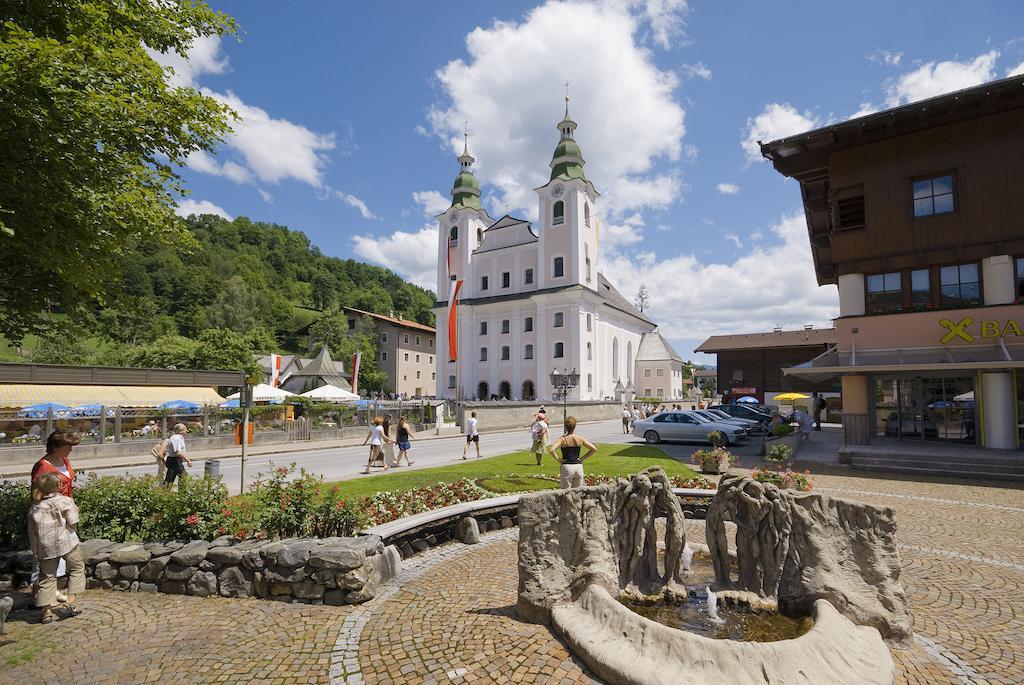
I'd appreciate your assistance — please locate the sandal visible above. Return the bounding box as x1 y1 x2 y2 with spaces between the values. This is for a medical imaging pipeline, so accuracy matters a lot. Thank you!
40 611 54 624
61 601 83 617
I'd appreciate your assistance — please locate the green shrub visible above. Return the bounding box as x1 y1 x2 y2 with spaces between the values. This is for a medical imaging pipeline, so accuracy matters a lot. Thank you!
766 444 793 464
771 423 794 437
246 463 319 539
0 481 31 549
306 486 364 538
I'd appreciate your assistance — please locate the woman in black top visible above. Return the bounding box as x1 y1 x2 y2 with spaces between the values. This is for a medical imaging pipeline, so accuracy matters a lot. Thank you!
547 416 597 489
395 417 415 466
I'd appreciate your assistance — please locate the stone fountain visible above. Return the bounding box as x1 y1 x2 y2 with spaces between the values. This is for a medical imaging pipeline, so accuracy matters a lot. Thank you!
517 468 910 685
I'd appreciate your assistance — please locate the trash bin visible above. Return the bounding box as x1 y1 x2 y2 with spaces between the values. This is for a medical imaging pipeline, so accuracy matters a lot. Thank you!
204 460 221 479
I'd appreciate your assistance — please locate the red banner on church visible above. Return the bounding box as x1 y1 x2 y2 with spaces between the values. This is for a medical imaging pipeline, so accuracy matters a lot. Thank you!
447 279 463 362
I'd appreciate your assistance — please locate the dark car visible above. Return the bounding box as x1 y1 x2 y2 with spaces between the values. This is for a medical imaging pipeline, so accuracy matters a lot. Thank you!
710 404 772 426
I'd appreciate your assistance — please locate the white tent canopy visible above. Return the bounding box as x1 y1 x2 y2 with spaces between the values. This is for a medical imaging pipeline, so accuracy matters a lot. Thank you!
226 383 296 403
300 384 359 402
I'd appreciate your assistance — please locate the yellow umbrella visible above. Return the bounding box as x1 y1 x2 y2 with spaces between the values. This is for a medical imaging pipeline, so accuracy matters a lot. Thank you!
773 392 811 401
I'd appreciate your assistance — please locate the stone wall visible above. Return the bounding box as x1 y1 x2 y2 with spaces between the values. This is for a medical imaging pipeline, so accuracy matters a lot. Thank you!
461 400 622 432
59 535 400 605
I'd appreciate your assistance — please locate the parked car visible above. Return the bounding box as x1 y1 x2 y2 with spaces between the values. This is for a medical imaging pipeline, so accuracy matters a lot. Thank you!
696 409 763 433
710 404 772 425
632 411 747 446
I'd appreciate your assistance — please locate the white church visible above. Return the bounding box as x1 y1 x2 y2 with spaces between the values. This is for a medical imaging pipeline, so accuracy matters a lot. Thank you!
433 102 684 403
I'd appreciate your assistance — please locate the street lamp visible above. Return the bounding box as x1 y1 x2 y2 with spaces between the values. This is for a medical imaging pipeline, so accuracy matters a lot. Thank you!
549 367 580 429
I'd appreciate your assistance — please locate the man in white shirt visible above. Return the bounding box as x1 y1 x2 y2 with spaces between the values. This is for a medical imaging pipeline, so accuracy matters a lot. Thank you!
164 423 192 485
462 411 481 459
531 414 549 465
621 406 632 434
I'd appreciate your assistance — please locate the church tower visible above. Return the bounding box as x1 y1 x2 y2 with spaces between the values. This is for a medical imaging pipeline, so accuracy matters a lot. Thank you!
535 97 600 291
436 132 491 298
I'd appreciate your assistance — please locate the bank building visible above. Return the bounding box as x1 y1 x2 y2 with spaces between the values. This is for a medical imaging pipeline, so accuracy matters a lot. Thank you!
432 102 664 402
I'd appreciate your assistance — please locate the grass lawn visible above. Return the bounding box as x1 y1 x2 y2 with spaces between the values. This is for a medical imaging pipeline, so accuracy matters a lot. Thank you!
325 443 701 498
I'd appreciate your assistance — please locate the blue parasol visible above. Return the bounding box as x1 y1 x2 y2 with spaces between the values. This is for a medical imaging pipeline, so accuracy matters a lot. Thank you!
17 402 71 418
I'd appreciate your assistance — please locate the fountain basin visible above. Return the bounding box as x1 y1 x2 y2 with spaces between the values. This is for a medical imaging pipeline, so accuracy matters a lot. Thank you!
552 584 895 685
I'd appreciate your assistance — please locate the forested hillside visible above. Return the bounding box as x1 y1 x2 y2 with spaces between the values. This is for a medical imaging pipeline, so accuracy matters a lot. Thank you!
5 214 436 381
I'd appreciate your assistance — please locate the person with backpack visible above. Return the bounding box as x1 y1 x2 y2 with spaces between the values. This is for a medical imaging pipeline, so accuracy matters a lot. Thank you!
151 434 169 481
28 472 86 623
530 413 549 466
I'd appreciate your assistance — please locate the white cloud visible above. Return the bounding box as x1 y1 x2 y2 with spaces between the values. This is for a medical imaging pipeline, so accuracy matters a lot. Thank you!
716 182 739 195
147 35 229 88
599 212 838 352
681 62 711 80
352 226 438 290
428 0 686 220
723 233 742 248
336 191 376 220
175 198 232 220
1007 61 1024 77
849 103 879 119
884 51 999 106
741 103 819 162
626 0 690 49
257 188 274 204
868 49 903 67
412 190 451 217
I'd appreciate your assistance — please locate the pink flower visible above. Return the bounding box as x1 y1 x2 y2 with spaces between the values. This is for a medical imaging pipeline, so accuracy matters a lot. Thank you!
185 513 200 526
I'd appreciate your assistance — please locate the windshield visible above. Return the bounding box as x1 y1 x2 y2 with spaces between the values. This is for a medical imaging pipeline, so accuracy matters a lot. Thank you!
707 410 734 420
686 412 713 423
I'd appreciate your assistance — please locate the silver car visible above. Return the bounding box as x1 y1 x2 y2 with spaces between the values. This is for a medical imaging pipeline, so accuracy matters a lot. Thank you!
631 410 747 446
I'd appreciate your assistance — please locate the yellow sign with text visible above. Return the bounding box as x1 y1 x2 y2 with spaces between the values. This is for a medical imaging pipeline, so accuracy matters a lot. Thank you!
939 317 1023 344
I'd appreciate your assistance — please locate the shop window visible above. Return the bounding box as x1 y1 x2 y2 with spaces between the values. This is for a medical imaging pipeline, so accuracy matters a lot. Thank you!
913 174 954 218
940 263 981 308
866 272 902 313
1016 257 1024 301
911 269 930 307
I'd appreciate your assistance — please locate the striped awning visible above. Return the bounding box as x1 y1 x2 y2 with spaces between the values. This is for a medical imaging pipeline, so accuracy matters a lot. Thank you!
0 384 225 409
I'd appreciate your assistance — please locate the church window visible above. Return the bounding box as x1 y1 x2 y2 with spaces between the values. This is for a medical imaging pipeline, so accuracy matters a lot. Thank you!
524 317 533 332
553 257 564 278
554 342 564 358
479 321 488 335
586 314 592 331
553 201 565 226
524 268 534 285
501 319 510 334
586 342 592 360
645 369 651 377
587 373 593 390
480 347 488 362
585 258 592 284
553 312 564 328
524 344 534 360
477 227 483 244
585 203 591 227
501 346 510 361
449 226 458 245
501 271 510 288
450 273 457 281
480 275 489 291
657 369 664 377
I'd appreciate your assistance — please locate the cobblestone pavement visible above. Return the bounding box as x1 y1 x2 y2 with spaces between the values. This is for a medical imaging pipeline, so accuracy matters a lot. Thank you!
1 468 1021 684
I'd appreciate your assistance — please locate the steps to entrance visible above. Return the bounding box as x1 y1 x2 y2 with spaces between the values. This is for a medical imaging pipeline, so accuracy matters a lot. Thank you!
841 447 1024 482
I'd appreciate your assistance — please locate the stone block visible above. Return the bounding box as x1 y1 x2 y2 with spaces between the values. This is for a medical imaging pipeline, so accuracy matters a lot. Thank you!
137 582 158 593
457 517 480 544
315 569 338 588
259 538 298 564
162 562 197 582
0 580 11 592
139 555 170 581
114 579 132 591
198 560 216 572
307 542 365 571
398 541 414 559
424 534 437 546
79 538 115 561
379 545 401 583
485 518 500 531
209 535 235 548
187 570 218 597
411 539 430 553
499 516 514 529
169 541 211 567
144 541 183 557
323 589 348 606
93 561 119 581
0 554 11 574
11 550 35 571
263 567 306 583
292 581 325 599
270 582 293 596
109 545 151 565
253 572 269 598
206 547 244 565
337 565 368 591
160 580 187 595
0 595 10 635
118 564 140 581
218 567 253 598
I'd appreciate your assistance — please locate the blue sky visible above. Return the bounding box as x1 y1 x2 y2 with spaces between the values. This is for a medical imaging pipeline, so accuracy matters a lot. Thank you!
164 0 1024 364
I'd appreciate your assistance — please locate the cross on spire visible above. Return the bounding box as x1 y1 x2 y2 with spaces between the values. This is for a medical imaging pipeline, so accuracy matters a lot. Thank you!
564 81 570 117
463 121 469 155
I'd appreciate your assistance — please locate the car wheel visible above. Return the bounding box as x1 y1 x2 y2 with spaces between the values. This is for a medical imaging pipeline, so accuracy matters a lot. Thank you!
718 434 731 447
644 430 661 444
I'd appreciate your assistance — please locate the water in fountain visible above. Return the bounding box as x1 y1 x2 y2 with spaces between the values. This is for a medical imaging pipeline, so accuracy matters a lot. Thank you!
706 586 725 625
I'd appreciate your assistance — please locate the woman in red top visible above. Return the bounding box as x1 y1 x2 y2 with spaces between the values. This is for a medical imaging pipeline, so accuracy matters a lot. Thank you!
31 431 80 498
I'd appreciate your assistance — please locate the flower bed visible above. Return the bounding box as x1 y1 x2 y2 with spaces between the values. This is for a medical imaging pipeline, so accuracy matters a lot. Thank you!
750 467 813 491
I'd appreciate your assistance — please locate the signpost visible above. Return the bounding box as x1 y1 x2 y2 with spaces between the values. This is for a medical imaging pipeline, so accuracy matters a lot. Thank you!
239 381 254 493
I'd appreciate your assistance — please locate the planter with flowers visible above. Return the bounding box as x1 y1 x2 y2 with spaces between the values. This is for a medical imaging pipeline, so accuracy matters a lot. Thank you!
750 466 813 492
691 446 736 475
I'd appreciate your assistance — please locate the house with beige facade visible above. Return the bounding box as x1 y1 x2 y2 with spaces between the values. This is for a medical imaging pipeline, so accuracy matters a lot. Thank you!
343 307 436 398
433 102 656 401
634 330 687 401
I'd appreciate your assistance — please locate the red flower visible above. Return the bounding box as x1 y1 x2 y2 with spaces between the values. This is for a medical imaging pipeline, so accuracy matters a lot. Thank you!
185 513 200 526
217 527 226 534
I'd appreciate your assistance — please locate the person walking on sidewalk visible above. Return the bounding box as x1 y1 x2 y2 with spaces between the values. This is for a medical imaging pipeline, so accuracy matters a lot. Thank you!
812 393 826 431
27 472 86 624
548 416 597 489
362 416 392 474
31 431 79 499
530 413 549 466
163 423 192 486
151 436 169 481
381 415 397 467
395 417 416 466
462 411 481 459
621 406 632 434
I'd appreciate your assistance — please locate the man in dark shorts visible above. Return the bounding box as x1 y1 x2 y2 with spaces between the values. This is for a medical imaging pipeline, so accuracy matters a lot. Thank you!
462 411 481 459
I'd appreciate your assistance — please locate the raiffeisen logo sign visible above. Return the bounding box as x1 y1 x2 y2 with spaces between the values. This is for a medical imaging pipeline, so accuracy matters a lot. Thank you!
939 317 1024 344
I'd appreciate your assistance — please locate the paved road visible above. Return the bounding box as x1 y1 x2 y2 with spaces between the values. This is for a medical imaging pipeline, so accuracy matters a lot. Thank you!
69 419 638 494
